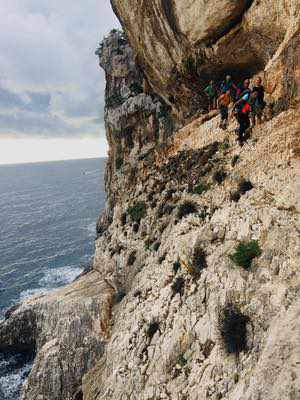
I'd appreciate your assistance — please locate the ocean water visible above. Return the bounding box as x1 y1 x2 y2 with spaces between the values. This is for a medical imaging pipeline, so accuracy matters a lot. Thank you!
0 157 106 399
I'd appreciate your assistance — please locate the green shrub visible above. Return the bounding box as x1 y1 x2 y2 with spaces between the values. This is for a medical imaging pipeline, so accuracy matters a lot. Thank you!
130 82 143 96
106 93 124 108
193 182 210 195
177 201 197 219
218 303 249 354
230 241 262 269
177 354 187 367
213 170 227 184
230 191 241 203
127 202 147 223
219 138 230 151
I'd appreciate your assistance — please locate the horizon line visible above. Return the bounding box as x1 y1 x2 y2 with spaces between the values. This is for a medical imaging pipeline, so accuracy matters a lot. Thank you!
0 155 107 167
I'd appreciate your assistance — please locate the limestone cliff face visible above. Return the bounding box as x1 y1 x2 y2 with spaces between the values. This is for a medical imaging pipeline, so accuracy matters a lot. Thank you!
111 0 300 117
0 2 299 400
96 30 174 235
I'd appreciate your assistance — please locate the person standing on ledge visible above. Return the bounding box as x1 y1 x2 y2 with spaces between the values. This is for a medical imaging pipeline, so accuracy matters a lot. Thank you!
217 89 231 130
204 80 218 111
251 76 266 127
220 75 238 101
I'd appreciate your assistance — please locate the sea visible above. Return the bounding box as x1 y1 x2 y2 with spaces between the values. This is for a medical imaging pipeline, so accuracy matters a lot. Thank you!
0 157 106 400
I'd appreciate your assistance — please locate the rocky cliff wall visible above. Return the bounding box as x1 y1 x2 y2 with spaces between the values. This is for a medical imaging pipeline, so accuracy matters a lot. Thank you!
0 2 299 400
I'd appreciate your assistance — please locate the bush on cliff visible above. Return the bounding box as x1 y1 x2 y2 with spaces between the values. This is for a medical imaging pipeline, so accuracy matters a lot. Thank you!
230 241 262 269
193 182 210 195
213 169 227 185
218 304 249 354
177 201 197 219
127 201 147 223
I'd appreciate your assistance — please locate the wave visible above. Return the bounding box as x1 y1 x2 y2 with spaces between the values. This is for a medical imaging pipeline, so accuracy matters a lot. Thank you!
39 265 83 287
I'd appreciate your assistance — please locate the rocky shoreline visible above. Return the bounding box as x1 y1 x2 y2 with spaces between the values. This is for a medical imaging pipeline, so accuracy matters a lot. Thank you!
0 1 299 399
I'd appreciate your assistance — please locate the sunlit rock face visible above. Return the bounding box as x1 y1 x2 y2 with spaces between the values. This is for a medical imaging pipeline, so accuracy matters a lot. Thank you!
111 0 299 116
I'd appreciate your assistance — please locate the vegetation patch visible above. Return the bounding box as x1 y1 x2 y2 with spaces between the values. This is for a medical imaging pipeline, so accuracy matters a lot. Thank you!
238 180 254 194
106 93 124 108
127 201 147 223
213 170 227 184
218 303 250 354
171 277 185 297
177 201 198 219
230 241 262 269
230 191 241 203
130 82 143 96
193 182 210 195
219 138 230 151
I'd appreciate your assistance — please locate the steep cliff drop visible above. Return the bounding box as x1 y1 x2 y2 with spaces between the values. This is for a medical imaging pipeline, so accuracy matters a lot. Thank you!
0 1 299 400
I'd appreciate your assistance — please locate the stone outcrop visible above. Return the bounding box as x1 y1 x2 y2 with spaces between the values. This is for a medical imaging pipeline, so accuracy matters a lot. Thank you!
0 1 299 399
0 272 114 400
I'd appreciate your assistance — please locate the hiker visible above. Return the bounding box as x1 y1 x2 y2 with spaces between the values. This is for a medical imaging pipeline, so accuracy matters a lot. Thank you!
237 78 251 99
220 75 238 101
233 90 257 146
204 80 217 111
217 89 231 130
251 77 266 126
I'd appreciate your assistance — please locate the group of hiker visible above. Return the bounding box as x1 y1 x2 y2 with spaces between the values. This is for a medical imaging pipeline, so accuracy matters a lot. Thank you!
204 75 266 146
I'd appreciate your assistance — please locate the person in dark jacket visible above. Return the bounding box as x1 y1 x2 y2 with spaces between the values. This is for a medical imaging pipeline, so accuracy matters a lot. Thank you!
233 91 257 146
251 77 266 126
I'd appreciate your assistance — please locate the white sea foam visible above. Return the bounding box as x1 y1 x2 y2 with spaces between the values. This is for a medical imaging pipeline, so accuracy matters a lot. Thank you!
39 265 83 287
0 362 32 400
19 288 50 302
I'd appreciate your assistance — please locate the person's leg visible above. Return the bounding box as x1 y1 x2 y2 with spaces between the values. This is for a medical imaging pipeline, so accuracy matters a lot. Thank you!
224 107 229 129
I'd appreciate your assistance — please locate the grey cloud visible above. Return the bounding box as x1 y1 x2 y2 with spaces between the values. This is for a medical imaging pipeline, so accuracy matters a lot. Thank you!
0 0 119 138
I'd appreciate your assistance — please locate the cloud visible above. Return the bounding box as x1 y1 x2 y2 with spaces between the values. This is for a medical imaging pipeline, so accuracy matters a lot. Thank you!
0 0 119 139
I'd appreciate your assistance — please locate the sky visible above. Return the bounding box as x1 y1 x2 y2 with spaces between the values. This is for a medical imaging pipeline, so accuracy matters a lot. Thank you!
0 0 119 164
